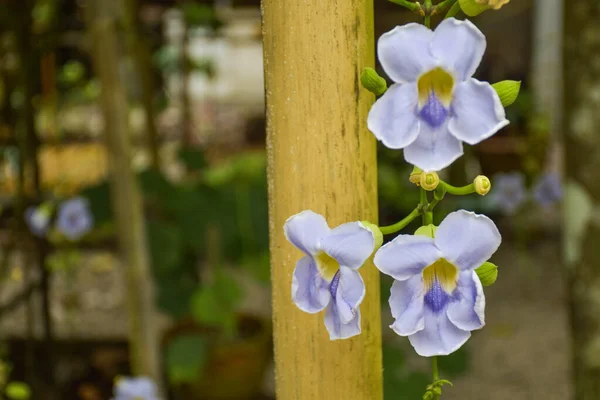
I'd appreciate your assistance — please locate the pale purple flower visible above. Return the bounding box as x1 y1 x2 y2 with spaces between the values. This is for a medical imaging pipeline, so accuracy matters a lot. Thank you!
56 197 93 241
374 210 501 357
490 172 527 215
112 377 159 400
284 211 376 340
368 18 508 171
25 206 51 237
533 172 562 207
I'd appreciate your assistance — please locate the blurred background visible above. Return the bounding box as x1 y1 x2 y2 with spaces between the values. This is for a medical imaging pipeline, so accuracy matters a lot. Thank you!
0 0 571 399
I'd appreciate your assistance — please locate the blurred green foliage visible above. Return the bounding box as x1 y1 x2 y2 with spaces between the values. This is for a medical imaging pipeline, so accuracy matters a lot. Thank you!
166 333 209 384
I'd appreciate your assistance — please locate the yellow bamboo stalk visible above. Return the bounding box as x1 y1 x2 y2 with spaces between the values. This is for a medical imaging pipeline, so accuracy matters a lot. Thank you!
262 0 383 398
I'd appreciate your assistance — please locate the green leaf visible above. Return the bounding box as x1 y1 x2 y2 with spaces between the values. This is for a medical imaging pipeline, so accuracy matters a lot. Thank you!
360 67 387 96
475 261 498 286
458 0 490 16
190 272 243 335
492 80 521 107
166 333 209 384
156 276 197 318
147 220 183 279
6 382 31 400
80 181 112 224
178 147 207 171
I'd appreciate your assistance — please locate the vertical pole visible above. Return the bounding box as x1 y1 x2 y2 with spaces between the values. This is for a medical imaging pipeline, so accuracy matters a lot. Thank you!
564 1 600 399
85 0 161 384
262 0 383 398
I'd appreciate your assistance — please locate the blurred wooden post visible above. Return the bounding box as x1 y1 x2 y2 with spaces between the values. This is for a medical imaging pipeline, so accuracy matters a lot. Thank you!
262 0 383 398
564 2 600 398
86 1 161 383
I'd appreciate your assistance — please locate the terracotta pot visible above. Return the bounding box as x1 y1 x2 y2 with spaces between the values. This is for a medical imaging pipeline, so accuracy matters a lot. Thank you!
164 314 272 400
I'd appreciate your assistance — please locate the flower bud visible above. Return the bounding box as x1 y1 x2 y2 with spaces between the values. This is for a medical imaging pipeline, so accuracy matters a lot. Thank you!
475 262 498 286
409 166 423 186
360 221 383 250
415 224 437 238
360 67 387 96
476 0 510 10
474 175 491 196
420 171 440 191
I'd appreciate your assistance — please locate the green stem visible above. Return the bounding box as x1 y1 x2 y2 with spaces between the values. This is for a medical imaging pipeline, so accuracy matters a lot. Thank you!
427 197 441 212
432 356 440 400
420 188 433 225
442 181 476 196
387 0 422 13
379 207 421 235
424 0 432 27
433 0 457 15
445 1 462 18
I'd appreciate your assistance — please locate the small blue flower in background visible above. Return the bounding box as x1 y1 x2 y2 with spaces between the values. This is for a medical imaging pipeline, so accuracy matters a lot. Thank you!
284 211 377 340
368 18 508 171
112 376 159 400
532 172 562 208
25 205 52 238
490 172 527 215
56 197 93 241
374 210 501 357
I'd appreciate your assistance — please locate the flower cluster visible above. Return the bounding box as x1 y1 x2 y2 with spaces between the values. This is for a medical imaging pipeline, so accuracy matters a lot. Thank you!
24 197 94 241
490 171 562 215
111 376 160 400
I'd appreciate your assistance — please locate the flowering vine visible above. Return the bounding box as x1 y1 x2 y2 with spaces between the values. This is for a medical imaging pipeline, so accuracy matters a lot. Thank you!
283 0 519 398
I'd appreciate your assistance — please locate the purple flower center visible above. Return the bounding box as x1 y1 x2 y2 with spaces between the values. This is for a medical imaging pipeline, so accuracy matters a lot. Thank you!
329 270 341 298
424 278 452 313
419 92 448 128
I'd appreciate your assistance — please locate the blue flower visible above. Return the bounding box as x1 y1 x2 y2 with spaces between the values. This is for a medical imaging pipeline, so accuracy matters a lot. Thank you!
25 205 52 237
284 211 377 340
374 210 501 356
112 377 159 400
56 197 93 241
368 18 508 171
490 172 527 215
532 172 562 208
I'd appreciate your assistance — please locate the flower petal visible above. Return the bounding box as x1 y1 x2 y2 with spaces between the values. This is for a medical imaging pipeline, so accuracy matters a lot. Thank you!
324 302 361 340
284 210 330 255
367 83 420 149
430 18 486 81
333 266 366 324
374 235 442 281
292 256 331 313
389 275 426 336
378 23 436 83
447 271 485 331
448 79 509 145
407 308 471 357
320 222 375 270
403 120 464 172
435 210 501 271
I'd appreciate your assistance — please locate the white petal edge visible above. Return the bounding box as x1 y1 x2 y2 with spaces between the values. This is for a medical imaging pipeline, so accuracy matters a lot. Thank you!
403 120 464 172
367 83 421 150
448 79 509 145
378 23 437 83
284 210 330 255
374 235 442 281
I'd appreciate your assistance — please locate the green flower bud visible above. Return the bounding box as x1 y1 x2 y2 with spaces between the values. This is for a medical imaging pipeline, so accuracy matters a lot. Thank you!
420 171 440 191
6 382 31 400
415 224 437 238
410 166 423 186
360 67 387 96
432 387 442 396
361 221 383 250
492 80 521 107
474 175 491 196
475 262 498 286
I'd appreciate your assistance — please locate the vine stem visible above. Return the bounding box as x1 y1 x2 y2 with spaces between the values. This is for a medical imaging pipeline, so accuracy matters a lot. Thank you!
379 207 421 235
445 1 462 18
442 181 476 196
432 356 440 399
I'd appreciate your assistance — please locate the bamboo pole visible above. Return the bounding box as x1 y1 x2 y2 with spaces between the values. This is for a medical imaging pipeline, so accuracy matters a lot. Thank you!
85 1 161 383
564 2 600 398
262 0 383 398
